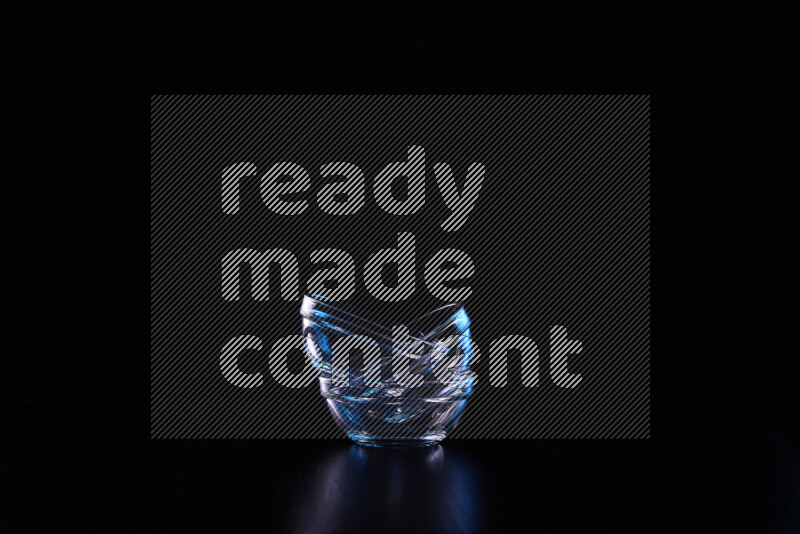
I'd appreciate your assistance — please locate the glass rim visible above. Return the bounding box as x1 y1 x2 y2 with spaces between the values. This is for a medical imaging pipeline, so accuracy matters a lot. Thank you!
300 293 467 347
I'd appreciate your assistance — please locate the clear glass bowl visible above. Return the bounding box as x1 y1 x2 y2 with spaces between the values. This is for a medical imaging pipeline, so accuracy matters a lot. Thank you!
301 295 476 447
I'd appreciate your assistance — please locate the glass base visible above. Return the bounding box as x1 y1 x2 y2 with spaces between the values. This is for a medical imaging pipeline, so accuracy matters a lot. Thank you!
347 431 446 448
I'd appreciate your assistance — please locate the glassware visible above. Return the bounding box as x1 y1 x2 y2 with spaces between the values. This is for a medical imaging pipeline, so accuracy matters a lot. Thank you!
301 295 476 447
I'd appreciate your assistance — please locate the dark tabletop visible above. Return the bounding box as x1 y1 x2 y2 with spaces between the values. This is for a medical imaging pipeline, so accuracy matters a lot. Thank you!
3 400 798 533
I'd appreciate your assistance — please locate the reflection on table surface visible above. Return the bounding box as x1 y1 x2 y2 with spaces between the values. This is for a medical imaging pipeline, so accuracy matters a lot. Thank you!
288 444 482 534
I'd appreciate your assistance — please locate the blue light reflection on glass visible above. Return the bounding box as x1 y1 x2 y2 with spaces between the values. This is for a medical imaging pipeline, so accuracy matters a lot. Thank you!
301 295 477 447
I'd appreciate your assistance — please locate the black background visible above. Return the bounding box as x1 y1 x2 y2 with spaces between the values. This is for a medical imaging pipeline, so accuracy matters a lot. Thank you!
5 5 799 533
